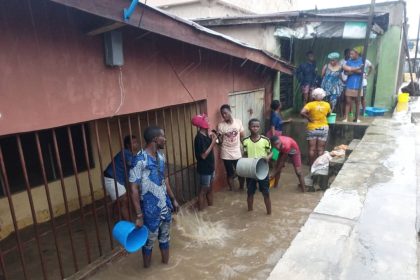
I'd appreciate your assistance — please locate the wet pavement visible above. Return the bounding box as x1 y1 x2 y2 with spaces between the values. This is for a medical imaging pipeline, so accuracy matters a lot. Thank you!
89 166 323 280
269 104 419 279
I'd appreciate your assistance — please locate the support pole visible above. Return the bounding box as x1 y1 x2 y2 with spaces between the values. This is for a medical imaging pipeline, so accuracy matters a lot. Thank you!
414 15 420 77
355 0 375 122
402 3 415 94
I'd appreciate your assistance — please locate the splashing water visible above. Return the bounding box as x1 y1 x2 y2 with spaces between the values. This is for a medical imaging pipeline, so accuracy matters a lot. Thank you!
174 208 231 247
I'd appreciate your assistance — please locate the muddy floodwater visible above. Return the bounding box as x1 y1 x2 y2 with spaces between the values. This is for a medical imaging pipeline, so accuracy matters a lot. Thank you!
90 167 323 280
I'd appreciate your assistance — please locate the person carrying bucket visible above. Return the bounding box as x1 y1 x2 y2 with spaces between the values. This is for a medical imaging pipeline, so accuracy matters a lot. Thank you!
103 135 139 221
129 126 179 268
242 118 272 215
192 114 217 211
270 135 306 192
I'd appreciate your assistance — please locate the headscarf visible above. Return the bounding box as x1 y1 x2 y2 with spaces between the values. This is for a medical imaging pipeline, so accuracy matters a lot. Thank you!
353 46 364 55
312 88 326 101
191 114 209 129
327 52 340 60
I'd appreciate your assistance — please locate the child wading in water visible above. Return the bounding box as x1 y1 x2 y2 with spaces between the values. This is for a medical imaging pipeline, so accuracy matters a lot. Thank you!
192 114 216 211
242 118 272 215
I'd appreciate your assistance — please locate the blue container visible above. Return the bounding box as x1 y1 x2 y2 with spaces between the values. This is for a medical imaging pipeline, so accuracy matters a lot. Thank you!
365 107 388 117
112 221 148 253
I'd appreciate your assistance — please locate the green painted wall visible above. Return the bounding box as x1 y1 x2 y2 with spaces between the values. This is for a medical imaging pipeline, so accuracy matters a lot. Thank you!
292 38 380 112
374 26 403 109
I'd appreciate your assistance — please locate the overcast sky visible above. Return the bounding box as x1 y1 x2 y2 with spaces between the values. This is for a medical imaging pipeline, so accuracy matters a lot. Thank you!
295 0 419 39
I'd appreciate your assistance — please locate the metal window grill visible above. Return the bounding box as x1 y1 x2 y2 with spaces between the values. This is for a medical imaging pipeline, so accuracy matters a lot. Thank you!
0 101 204 279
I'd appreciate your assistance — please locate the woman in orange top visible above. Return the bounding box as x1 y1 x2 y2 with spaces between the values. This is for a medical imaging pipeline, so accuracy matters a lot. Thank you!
300 88 331 165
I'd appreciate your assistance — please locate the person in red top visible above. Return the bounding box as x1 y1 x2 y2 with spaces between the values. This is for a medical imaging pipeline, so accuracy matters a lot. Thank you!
270 135 306 192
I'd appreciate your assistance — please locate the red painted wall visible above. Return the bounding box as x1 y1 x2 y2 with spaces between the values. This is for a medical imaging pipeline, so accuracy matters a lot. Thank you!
0 0 274 191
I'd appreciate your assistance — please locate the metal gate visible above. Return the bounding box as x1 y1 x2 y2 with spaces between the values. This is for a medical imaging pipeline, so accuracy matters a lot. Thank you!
0 101 204 279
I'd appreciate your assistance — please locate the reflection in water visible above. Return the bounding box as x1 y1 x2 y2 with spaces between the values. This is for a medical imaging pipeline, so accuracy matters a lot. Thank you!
90 167 323 280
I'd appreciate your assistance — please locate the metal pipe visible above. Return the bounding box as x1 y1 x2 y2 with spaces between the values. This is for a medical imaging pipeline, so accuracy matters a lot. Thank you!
66 127 92 264
106 119 122 220
0 145 29 279
81 124 103 256
35 132 65 278
52 129 79 272
161 109 171 176
126 116 135 219
190 104 199 196
169 108 183 202
94 120 114 249
117 117 132 221
175 107 186 203
137 114 144 147
182 104 193 199
16 135 48 279
355 0 375 122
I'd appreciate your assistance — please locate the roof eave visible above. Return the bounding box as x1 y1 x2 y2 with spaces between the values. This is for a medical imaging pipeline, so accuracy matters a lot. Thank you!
48 0 293 74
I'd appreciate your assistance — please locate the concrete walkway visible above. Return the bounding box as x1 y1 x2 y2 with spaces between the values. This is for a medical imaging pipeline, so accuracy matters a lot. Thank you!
268 102 419 280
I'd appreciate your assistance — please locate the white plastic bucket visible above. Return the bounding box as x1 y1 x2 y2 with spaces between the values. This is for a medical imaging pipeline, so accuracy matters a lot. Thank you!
236 158 269 180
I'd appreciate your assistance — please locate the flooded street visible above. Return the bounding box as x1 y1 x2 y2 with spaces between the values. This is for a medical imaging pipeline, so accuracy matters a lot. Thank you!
90 167 323 280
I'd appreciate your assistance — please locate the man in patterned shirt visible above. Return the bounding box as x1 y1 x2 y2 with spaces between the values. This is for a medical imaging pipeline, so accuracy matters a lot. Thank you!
130 126 179 268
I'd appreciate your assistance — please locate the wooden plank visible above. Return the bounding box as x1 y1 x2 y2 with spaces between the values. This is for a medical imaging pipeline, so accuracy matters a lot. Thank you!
86 22 125 36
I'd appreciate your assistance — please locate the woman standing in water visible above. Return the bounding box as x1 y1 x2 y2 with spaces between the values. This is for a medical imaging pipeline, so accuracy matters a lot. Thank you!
321 52 343 112
300 88 331 166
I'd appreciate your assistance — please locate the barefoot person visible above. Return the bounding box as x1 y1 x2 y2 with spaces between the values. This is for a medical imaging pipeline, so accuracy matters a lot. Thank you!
192 114 216 211
242 119 272 214
104 135 139 221
342 46 364 122
217 104 245 191
270 135 306 192
130 126 179 268
300 88 331 166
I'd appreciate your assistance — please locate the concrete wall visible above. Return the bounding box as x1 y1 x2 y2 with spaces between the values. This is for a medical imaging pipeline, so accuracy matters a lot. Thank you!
212 25 280 56
0 0 275 238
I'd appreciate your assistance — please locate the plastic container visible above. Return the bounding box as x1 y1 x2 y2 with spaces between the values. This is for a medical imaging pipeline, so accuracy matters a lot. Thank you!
272 148 280 161
398 93 410 103
112 221 149 253
269 177 276 188
365 107 388 117
236 158 269 180
327 113 337 124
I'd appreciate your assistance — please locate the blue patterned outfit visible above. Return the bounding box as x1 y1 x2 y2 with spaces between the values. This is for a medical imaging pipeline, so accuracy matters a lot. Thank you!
129 151 173 255
321 66 343 111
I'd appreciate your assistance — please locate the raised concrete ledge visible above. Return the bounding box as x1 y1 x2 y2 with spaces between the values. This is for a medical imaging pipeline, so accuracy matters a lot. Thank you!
268 103 419 280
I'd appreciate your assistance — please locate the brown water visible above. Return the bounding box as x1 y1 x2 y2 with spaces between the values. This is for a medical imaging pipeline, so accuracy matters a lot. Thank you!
90 167 323 280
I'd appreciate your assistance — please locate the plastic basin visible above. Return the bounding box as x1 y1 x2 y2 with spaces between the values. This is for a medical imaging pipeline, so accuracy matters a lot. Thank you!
365 107 388 117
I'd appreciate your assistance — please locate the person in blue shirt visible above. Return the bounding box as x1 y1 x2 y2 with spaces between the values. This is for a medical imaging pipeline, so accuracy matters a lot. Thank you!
104 135 139 221
266 100 291 138
342 46 364 122
130 126 179 268
296 51 318 106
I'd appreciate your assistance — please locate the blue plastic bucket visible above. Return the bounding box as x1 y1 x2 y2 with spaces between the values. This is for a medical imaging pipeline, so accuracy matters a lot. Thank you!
112 221 149 253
